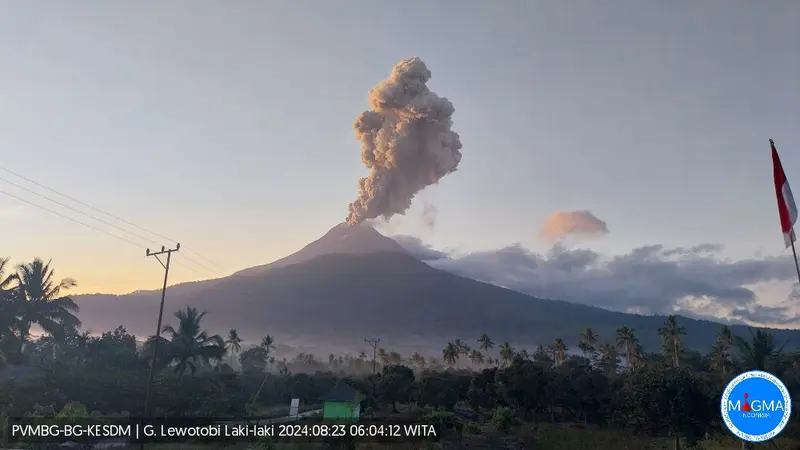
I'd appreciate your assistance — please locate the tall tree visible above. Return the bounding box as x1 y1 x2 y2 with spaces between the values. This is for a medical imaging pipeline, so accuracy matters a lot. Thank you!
499 341 515 367
598 343 619 374
615 326 640 369
469 349 485 367
454 339 470 362
154 306 226 376
12 258 80 355
478 333 494 353
225 329 243 366
442 342 459 368
709 325 734 374
579 327 598 360
658 315 686 368
733 327 787 374
550 338 568 367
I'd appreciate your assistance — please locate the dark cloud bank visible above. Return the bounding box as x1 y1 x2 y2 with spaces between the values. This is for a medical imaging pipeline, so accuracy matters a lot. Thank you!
392 235 800 327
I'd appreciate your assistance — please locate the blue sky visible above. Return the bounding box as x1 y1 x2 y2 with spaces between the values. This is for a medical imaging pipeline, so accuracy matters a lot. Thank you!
1 1 799 324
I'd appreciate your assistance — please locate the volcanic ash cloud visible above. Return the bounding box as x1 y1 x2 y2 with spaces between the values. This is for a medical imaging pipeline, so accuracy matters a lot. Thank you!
346 57 463 226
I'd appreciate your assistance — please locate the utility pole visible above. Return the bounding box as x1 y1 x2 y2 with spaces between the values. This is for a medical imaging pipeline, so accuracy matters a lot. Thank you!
141 244 179 422
364 338 380 398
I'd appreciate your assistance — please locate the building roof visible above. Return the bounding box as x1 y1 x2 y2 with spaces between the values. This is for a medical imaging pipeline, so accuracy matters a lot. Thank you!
323 383 360 402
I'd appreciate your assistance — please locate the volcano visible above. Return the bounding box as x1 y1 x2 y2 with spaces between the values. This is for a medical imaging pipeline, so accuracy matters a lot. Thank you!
233 223 408 277
73 224 800 355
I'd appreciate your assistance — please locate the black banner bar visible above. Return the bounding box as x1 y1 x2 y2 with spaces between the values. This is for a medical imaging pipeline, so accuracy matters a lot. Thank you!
4 417 442 444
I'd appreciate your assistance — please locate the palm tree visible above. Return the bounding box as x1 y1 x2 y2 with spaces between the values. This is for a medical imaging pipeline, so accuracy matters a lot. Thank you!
499 341 515 367
709 325 734 374
733 327 787 374
442 342 459 368
598 342 619 374
579 327 598 360
658 315 686 367
12 258 80 355
260 335 275 355
453 339 470 362
478 334 494 354
156 306 226 376
469 349 485 367
615 326 639 369
225 329 243 366
550 338 568 367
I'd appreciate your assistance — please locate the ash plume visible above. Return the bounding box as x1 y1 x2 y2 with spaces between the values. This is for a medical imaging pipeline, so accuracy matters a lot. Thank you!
346 57 463 226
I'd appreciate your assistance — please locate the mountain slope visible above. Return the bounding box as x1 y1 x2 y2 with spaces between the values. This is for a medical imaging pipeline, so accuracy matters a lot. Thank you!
233 223 407 277
74 249 800 355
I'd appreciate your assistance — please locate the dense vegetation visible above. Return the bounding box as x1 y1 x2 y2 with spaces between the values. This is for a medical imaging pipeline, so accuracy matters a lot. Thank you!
2 256 800 449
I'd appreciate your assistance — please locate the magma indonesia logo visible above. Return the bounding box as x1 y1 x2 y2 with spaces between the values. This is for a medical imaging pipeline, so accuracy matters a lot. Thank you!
721 370 791 442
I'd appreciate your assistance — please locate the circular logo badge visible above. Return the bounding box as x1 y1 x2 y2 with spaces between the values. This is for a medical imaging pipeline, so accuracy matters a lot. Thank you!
721 371 791 442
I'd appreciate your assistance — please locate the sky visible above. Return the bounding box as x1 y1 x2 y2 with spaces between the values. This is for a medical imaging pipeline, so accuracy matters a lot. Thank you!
1 1 799 325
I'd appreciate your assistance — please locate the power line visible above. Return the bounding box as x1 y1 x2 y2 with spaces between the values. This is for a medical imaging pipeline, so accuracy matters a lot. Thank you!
0 188 143 248
0 169 223 275
0 166 227 271
0 188 204 278
0 171 285 305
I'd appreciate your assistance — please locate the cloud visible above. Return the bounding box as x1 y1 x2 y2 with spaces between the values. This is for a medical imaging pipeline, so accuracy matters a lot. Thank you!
405 240 800 326
540 210 609 242
392 235 448 261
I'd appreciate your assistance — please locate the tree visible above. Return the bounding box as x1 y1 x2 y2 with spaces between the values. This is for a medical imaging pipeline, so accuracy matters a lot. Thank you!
598 343 619 374
658 315 686 368
442 342 459 368
615 326 640 369
579 327 598 360
152 306 226 376
622 365 714 449
454 339 470 363
733 327 787 375
469 349 484 367
550 338 568 367
225 329 243 367
239 346 268 372
709 325 734 375
478 333 494 354
378 365 415 412
499 342 515 367
11 258 80 355
410 352 426 370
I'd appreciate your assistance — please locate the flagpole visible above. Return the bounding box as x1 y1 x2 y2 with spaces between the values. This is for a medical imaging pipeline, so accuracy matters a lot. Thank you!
790 229 800 285
769 139 800 282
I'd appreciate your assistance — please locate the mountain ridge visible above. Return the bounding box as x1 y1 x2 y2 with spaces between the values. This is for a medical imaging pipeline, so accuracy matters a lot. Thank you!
71 223 800 355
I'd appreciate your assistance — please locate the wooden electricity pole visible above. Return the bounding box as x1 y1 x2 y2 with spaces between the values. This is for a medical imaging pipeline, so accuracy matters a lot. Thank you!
364 337 380 398
141 244 180 421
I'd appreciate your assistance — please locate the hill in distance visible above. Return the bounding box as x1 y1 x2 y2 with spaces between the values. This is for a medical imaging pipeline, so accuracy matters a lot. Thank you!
73 223 800 356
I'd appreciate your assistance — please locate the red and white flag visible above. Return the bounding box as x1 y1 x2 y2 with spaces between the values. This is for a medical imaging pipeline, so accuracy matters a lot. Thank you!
772 140 798 248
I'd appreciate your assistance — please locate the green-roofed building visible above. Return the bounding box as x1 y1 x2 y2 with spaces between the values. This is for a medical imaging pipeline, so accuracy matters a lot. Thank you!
322 383 363 420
